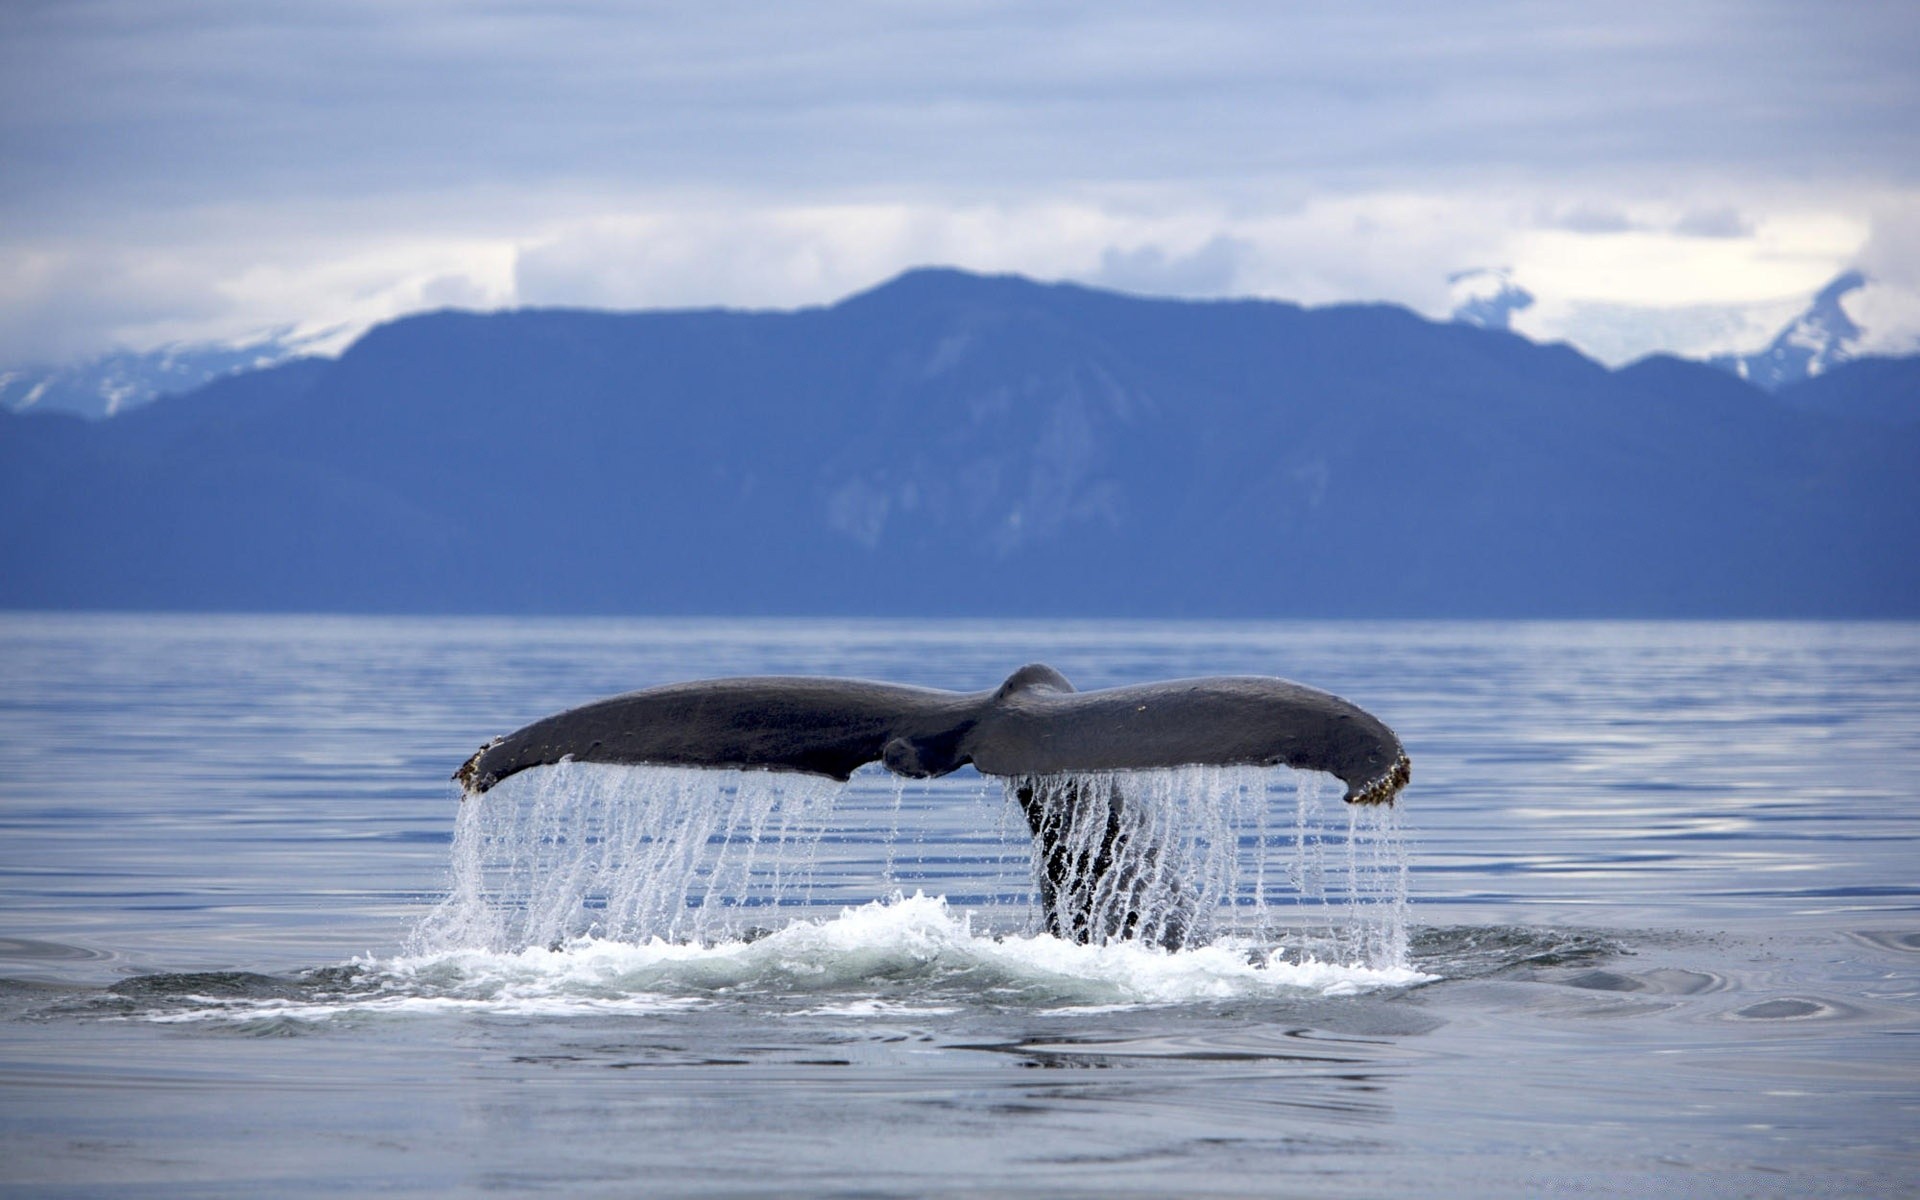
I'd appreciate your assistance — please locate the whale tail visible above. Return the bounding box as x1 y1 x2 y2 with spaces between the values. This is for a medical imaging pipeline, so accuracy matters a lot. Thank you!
454 665 1407 944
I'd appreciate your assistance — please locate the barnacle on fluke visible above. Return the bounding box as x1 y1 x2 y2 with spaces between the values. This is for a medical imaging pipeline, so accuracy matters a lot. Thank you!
1349 753 1412 806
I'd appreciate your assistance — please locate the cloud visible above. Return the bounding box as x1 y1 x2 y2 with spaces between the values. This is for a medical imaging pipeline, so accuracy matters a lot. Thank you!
1672 207 1755 239
1502 207 1881 362
1536 204 1760 240
418 272 500 310
1856 196 1920 284
0 4 1917 362
510 195 1511 322
1090 237 1251 298
1539 204 1643 235
1513 210 1869 307
0 246 232 364
511 204 1115 312
6 184 1901 369
7 4 1917 216
1514 297 1806 365
0 225 515 363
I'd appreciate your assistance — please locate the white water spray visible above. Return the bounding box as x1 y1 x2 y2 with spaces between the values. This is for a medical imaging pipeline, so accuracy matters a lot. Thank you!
415 761 1412 969
411 763 843 953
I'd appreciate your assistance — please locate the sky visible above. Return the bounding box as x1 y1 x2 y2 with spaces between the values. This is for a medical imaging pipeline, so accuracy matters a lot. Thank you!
3 0 1918 367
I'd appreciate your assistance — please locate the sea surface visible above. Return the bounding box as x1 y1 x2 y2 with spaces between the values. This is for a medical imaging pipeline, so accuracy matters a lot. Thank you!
1 615 1917 1197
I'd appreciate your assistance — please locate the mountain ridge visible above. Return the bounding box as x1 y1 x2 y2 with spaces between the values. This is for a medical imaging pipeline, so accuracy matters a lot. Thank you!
0 331 329 421
3 269 1915 616
1707 270 1920 391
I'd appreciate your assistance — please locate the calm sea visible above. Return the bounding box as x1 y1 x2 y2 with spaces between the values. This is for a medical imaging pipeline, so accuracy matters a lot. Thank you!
2 615 1916 1196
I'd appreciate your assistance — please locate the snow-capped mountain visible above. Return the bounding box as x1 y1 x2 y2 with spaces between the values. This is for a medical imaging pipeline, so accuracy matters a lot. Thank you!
0 332 322 420
1447 268 1535 332
5 267 1914 616
1711 271 1920 391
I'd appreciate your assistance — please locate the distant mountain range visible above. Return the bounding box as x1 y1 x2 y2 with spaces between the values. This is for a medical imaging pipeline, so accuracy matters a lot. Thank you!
1438 265 1917 392
3 268 1915 616
8 265 1899 419
0 331 321 421
1708 271 1875 391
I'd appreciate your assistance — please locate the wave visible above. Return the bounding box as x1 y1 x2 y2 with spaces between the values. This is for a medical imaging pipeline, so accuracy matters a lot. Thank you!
117 894 1435 1028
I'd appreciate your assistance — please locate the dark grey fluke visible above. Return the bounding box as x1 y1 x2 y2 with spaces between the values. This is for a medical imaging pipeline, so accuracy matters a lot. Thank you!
455 664 1407 804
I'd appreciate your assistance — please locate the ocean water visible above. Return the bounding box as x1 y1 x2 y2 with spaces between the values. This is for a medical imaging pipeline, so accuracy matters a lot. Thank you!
1 615 1916 1197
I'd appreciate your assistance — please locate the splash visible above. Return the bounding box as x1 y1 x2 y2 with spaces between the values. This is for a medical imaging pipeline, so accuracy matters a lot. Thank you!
1009 766 1410 965
415 760 1413 971
130 895 1432 1028
1009 766 1271 948
411 763 843 953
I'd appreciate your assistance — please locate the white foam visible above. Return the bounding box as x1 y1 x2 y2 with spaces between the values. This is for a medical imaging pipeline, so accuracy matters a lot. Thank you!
135 894 1432 1026
134 991 707 1024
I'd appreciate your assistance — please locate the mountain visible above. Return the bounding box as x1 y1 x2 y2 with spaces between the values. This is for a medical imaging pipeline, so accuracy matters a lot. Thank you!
1710 271 1920 391
0 332 318 420
1711 271 1865 390
3 268 1916 616
1447 268 1535 332
1775 355 1920 427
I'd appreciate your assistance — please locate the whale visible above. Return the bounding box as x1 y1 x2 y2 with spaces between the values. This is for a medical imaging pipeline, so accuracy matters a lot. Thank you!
455 664 1408 944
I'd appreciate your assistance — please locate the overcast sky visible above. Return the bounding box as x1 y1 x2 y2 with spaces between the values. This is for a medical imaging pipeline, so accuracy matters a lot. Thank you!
3 0 1917 364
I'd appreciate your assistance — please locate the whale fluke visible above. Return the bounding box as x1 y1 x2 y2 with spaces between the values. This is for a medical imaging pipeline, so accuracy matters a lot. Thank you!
453 676 978 793
454 665 1408 944
457 665 1407 803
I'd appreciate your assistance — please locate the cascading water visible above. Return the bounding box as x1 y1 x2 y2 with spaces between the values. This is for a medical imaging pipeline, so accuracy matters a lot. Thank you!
413 760 1412 969
410 762 844 953
1006 765 1410 962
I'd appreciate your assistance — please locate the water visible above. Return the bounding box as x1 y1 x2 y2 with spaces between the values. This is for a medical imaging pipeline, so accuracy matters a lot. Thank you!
417 758 1402 958
2 616 1917 1196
